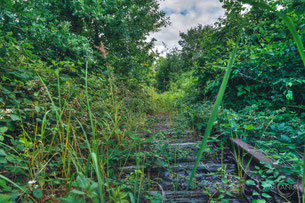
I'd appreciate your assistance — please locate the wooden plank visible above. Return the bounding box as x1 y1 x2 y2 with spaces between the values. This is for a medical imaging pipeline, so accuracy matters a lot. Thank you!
231 138 302 193
231 138 274 165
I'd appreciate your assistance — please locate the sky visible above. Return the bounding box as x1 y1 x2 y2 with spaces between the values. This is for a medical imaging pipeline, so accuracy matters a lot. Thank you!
149 0 225 56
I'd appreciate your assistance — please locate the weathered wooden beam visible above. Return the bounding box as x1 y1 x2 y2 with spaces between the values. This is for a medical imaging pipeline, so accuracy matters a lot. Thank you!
231 138 274 165
230 138 302 194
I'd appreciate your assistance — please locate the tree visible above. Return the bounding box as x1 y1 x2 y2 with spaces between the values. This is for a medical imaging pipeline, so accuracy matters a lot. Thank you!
179 24 215 69
178 0 305 109
155 49 185 92
0 0 169 81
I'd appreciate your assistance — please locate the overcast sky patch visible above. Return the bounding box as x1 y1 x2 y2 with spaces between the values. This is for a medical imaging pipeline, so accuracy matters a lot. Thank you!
149 0 225 56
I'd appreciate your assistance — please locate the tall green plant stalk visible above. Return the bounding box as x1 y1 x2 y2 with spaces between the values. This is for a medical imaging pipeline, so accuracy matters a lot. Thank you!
84 62 105 203
239 1 305 201
185 37 240 193
85 62 97 152
92 152 105 203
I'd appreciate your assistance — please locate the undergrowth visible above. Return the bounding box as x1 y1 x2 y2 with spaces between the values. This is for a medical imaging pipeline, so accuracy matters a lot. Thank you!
0 62 152 202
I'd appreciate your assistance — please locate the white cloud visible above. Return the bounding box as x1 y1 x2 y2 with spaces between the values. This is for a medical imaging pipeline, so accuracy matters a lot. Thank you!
149 0 225 56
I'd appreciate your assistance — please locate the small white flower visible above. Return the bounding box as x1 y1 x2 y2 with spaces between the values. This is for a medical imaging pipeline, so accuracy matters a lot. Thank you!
28 180 37 185
5 109 13 114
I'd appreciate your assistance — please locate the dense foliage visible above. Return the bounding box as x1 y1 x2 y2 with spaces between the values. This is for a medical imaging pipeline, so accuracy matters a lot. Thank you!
0 0 169 127
0 0 169 202
154 49 186 92
155 0 305 201
1 0 305 202
1 0 168 77
157 0 305 110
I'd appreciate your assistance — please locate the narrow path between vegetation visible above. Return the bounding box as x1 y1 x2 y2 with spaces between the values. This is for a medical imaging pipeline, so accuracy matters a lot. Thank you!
123 114 248 202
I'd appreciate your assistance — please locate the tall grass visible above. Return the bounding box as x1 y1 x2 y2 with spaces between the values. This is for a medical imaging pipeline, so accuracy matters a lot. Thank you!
1 61 146 201
185 37 240 193
85 62 105 203
148 71 194 114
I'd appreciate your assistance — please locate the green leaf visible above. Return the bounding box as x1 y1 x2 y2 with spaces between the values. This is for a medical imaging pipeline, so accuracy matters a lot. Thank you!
0 194 12 202
237 91 244 96
244 86 250 92
0 157 8 164
87 191 98 199
129 192 135 203
91 152 105 203
10 114 20 121
0 179 11 191
245 124 254 130
76 173 89 189
0 149 7 156
280 134 291 142
253 200 266 203
226 192 233 196
33 189 42 198
262 180 274 190
286 90 293 100
71 189 86 195
35 106 40 113
262 193 271 198
10 191 19 200
246 179 256 185
38 176 45 188
287 178 295 184
0 127 8 134
0 174 25 193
